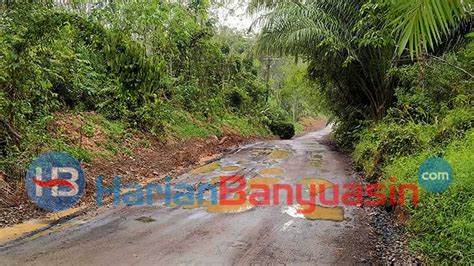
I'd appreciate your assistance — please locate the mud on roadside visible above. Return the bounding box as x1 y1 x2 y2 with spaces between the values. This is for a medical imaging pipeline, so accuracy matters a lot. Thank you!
0 115 327 229
0 127 264 228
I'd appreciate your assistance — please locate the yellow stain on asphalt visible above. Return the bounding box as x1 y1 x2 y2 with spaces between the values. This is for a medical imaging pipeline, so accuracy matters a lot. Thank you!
300 205 345 222
283 178 345 222
259 168 285 175
269 150 291 159
0 207 83 244
249 177 280 185
221 166 241 172
182 200 212 209
191 162 221 174
297 178 334 193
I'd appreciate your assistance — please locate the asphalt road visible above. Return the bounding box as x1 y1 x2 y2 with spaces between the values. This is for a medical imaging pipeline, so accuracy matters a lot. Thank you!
0 127 373 265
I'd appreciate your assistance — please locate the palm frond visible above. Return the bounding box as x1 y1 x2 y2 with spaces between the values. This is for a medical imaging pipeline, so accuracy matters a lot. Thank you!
389 0 473 58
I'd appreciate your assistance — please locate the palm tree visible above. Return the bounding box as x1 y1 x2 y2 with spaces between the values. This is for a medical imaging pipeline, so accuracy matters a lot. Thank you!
389 0 473 59
248 0 396 121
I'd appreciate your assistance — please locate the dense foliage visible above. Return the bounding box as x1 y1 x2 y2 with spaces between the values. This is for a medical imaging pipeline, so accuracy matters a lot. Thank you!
250 0 473 263
0 1 294 181
0 0 472 263
250 0 398 150
353 44 473 263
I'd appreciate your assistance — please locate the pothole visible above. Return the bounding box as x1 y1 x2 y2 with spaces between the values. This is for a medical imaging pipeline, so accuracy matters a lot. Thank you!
221 166 241 172
135 216 156 223
191 162 221 174
259 168 285 175
269 150 291 159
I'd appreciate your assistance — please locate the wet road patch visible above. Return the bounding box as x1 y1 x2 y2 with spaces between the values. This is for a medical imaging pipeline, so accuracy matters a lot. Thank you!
259 168 285 175
191 162 221 174
269 150 291 159
221 166 241 172
135 216 156 223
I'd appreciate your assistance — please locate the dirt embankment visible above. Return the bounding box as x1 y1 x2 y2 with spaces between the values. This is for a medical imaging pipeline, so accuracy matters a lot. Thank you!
1 114 328 228
297 117 328 136
0 113 265 227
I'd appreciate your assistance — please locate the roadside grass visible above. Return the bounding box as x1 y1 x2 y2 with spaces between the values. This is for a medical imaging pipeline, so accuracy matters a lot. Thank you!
384 129 474 263
221 114 271 137
1 109 275 183
164 111 222 139
0 112 133 181
164 110 271 139
294 122 305 135
353 118 474 263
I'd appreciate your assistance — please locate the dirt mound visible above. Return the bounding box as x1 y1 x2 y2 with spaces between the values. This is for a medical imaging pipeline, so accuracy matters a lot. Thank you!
0 122 260 227
299 116 327 133
49 112 109 153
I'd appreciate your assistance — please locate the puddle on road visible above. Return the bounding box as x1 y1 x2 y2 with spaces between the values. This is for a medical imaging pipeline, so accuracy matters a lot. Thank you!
269 150 291 159
236 160 249 165
284 178 345 222
0 207 83 243
170 178 281 214
248 177 280 185
221 166 241 172
259 168 285 175
206 201 254 214
309 152 323 167
297 178 334 193
284 205 344 222
303 205 345 222
164 176 344 221
174 195 254 214
250 148 273 158
135 216 156 223
29 220 86 241
191 162 221 174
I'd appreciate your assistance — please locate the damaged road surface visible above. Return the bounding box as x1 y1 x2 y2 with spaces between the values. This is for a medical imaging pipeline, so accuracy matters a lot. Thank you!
0 127 374 264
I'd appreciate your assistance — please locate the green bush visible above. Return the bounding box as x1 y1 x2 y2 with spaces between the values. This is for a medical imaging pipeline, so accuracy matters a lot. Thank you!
269 121 295 139
433 108 474 145
352 43 474 263
0 2 284 182
353 122 427 178
383 129 474 264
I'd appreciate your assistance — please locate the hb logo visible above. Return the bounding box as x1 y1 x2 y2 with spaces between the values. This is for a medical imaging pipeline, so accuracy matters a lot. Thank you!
25 152 85 212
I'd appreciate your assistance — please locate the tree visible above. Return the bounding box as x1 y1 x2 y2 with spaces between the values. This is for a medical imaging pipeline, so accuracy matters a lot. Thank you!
388 0 473 59
248 0 396 122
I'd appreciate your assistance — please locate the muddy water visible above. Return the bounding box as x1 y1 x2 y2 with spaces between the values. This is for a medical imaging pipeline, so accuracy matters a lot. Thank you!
0 126 373 264
259 167 285 175
0 207 83 244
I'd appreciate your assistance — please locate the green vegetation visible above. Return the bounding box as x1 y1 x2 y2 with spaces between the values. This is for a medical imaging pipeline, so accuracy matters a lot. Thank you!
352 45 473 263
0 0 472 262
389 0 471 58
0 1 314 182
251 0 473 263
